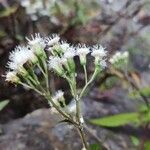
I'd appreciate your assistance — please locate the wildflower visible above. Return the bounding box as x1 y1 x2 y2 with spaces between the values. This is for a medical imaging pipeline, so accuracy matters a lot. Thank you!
48 56 64 76
64 48 76 59
91 45 106 58
5 71 20 83
76 45 90 65
59 41 70 52
26 33 46 57
100 59 107 69
45 34 60 46
64 48 76 72
7 46 37 76
91 45 107 66
109 51 129 65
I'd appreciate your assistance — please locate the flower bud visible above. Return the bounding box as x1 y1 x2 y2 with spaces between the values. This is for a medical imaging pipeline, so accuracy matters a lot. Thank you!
5 71 20 83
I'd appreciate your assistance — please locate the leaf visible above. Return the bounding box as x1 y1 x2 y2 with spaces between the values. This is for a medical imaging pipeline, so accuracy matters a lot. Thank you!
90 113 139 127
89 144 101 150
144 141 150 150
131 136 139 146
140 87 150 97
0 100 9 111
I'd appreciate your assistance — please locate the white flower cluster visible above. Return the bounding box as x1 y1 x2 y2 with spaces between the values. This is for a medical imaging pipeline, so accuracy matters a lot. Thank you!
5 33 108 83
91 45 107 68
109 51 129 67
5 33 59 83
48 41 107 77
20 0 56 20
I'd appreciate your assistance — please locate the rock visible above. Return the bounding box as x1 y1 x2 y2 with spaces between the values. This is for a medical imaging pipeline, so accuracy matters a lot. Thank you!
0 89 137 150
0 109 83 150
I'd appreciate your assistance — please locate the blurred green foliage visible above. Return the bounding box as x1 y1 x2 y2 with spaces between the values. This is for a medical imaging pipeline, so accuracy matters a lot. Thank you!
129 87 150 99
0 6 17 18
89 143 101 150
0 100 9 111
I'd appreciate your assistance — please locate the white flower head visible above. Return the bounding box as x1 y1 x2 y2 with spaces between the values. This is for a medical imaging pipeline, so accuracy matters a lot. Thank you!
76 44 90 65
45 34 60 46
91 45 107 59
26 33 45 47
64 47 76 59
100 59 107 69
59 41 70 52
7 46 36 73
76 44 90 56
63 47 76 72
26 33 46 56
109 51 129 65
5 71 20 83
48 56 64 75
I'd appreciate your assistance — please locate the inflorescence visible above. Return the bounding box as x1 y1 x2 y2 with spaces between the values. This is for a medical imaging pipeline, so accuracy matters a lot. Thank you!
5 33 128 112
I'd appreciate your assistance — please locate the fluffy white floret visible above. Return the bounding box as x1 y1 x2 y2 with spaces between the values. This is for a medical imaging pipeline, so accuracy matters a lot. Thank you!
26 33 45 48
109 51 129 64
91 45 107 59
7 46 35 71
64 48 76 59
5 71 19 83
48 56 61 69
59 41 70 51
76 45 90 56
45 34 60 46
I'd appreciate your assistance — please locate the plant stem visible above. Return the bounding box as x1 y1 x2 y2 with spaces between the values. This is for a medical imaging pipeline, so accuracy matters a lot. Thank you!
84 125 109 150
77 126 88 149
67 72 89 149
44 93 79 127
19 82 44 95
76 96 81 123
83 65 88 84
79 68 99 98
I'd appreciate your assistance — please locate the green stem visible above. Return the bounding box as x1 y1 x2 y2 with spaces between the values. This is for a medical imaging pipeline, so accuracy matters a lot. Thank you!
77 127 88 149
19 82 44 95
45 93 79 127
79 68 99 98
83 65 88 84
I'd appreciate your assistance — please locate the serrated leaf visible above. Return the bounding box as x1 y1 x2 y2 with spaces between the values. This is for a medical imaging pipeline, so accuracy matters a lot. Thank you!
90 113 139 127
0 100 9 111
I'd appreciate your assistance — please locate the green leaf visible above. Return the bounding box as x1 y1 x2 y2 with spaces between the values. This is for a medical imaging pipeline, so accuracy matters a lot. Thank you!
140 87 150 97
144 141 150 150
90 113 139 127
89 144 101 150
131 136 139 146
0 100 9 111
